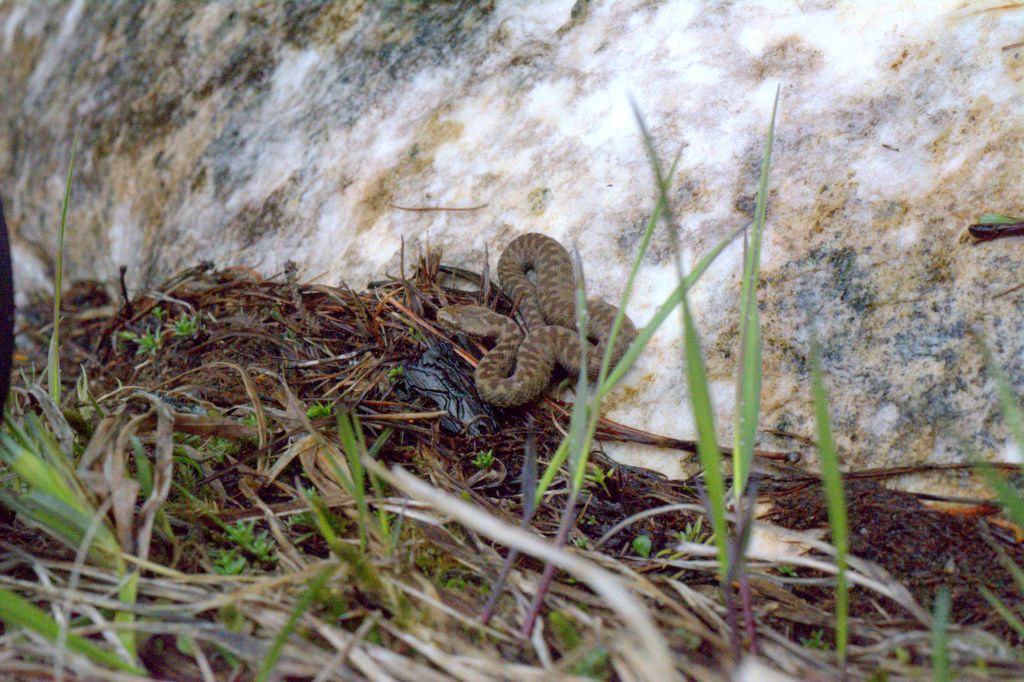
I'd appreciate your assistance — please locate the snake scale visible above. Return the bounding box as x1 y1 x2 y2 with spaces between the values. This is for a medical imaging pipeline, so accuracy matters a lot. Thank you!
437 233 637 407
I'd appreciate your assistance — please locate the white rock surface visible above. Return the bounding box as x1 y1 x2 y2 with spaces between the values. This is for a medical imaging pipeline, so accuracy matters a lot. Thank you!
2 1 1023 493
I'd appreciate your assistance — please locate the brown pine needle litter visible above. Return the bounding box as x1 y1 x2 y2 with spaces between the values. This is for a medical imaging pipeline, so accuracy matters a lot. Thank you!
2 253 1024 680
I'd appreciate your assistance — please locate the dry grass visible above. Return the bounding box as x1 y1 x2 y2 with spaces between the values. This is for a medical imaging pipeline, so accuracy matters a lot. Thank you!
1 254 1023 681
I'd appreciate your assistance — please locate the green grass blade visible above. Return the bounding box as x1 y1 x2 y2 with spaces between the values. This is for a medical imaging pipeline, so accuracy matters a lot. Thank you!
974 336 1024 531
5 412 99 510
115 570 139 657
977 462 1024 532
810 336 849 666
597 220 748 401
0 410 126 571
131 435 154 498
0 491 121 569
25 412 77 473
533 145 678 505
993 543 1024 595
979 585 1024 639
257 564 339 682
628 98 732 576
534 439 569 508
732 294 761 493
567 247 593 493
534 216 745 508
976 212 1024 225
595 150 681 390
976 338 1024 452
336 412 370 550
0 433 81 508
48 131 79 403
732 86 778 494
366 427 394 539
305 492 388 601
931 587 952 681
0 588 141 673
630 97 670 195
681 296 729 573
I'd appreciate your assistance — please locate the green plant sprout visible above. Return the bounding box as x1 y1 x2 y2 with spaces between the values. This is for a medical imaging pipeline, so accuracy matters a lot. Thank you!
472 449 494 469
632 534 653 558
584 464 614 496
172 313 201 337
306 401 333 419
222 519 277 564
210 547 247 576
677 517 707 545
801 629 831 651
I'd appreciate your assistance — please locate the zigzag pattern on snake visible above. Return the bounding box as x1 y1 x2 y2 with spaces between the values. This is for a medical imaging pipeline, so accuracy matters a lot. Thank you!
437 233 637 407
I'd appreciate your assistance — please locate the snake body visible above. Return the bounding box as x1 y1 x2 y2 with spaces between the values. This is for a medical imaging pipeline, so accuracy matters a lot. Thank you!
437 233 637 407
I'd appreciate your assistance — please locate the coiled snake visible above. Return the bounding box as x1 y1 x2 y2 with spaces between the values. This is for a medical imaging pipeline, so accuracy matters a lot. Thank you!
437 233 637 407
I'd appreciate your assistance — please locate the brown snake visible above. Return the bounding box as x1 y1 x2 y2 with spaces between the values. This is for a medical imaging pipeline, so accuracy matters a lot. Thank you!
437 233 637 407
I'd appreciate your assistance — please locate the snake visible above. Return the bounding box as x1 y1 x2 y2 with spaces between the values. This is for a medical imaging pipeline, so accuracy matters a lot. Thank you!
436 233 637 407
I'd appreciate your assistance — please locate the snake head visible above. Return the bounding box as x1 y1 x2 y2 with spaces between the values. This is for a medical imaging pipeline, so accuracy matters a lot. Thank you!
436 305 488 333
435 306 464 332
435 305 517 339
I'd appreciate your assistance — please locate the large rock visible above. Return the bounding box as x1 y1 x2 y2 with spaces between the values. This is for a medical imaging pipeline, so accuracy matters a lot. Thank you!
2 1 1022 493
